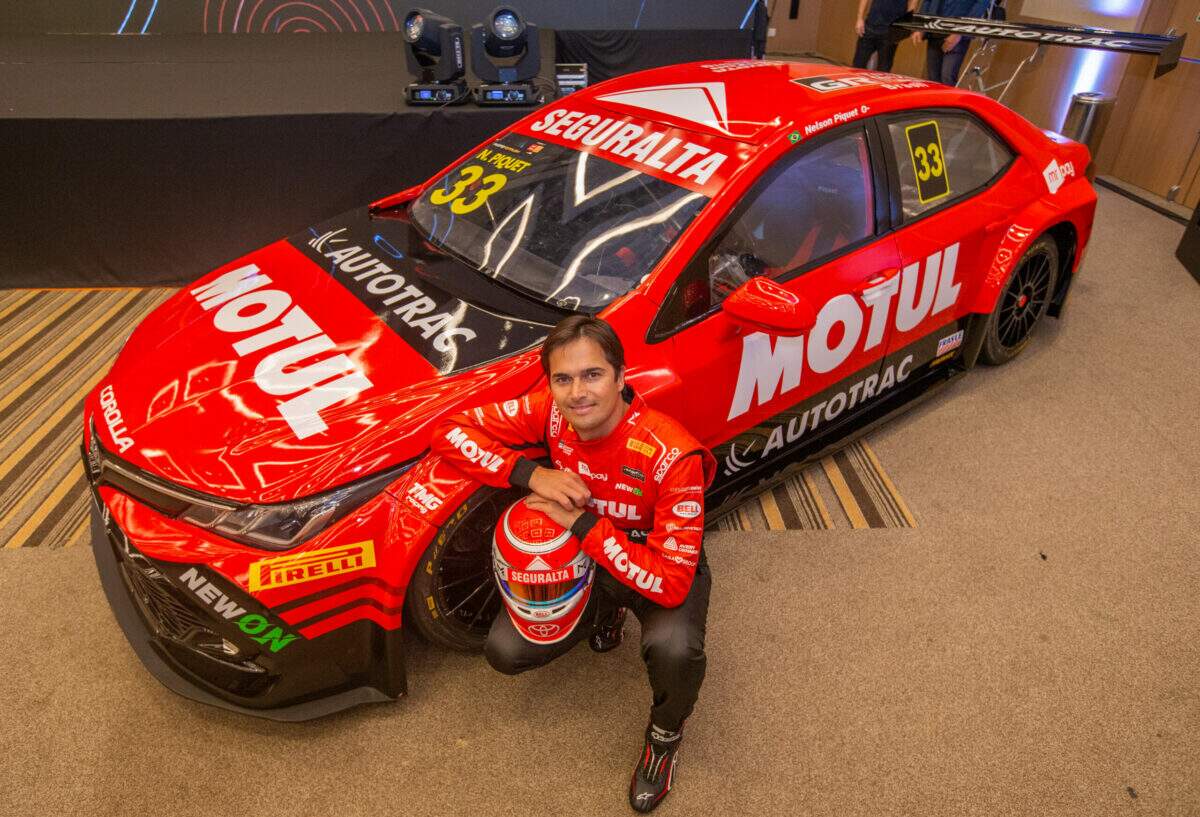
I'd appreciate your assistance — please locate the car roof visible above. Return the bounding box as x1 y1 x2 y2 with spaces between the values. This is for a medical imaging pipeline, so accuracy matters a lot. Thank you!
571 59 966 145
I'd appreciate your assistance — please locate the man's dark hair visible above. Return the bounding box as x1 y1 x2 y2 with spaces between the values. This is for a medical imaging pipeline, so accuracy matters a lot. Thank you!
540 316 625 377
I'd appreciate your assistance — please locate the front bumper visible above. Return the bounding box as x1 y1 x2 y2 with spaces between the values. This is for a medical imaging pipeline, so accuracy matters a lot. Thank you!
88 483 407 721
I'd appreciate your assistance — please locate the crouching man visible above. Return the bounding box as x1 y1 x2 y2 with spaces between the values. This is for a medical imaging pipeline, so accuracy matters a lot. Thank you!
432 315 715 813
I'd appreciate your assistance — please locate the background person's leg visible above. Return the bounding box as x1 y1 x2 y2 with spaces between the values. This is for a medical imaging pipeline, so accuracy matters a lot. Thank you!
925 39 944 83
852 35 877 69
877 38 900 72
941 38 971 85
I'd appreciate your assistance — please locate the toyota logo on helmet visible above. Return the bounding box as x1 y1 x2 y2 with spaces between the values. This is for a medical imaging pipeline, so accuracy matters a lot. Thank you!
492 497 595 645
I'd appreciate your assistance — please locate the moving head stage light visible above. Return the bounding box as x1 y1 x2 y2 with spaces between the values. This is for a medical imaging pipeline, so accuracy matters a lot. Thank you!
471 6 541 105
404 8 467 105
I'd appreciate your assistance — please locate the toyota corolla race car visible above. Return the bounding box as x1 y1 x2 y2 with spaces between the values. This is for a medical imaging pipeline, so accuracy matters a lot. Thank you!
83 59 1094 720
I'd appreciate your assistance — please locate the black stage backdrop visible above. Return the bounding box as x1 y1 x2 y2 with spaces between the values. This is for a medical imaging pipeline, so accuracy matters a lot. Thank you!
0 0 764 33
1 111 523 289
556 29 756 82
0 33 535 288
1 18 761 287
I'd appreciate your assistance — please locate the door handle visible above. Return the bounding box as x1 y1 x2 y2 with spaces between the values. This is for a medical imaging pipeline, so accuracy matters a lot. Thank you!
854 268 901 295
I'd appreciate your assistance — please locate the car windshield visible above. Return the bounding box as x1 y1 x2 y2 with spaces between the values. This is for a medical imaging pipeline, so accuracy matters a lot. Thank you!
409 133 709 312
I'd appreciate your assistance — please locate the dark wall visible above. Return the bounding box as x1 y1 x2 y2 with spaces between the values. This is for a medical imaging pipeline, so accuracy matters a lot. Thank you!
0 5 764 288
1 0 763 34
0 110 525 288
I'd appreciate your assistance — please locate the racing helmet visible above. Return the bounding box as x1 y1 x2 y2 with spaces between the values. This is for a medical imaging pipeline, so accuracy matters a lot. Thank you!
492 497 595 645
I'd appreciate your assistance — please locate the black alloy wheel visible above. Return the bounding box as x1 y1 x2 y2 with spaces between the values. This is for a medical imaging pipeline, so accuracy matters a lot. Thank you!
404 487 522 651
980 234 1059 365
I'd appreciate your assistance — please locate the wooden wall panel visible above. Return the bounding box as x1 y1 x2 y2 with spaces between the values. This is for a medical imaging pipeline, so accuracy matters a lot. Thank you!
1096 0 1200 207
767 0 822 54
763 0 1197 205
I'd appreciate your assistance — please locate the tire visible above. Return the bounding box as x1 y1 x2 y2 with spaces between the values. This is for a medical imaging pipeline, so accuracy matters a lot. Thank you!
980 234 1059 365
403 486 523 651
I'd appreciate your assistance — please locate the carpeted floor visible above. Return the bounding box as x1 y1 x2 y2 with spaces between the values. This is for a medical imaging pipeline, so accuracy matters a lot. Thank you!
0 187 1196 816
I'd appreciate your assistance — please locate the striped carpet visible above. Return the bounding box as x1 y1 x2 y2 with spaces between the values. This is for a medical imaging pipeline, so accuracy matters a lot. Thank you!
0 288 915 549
713 440 917 532
0 288 178 550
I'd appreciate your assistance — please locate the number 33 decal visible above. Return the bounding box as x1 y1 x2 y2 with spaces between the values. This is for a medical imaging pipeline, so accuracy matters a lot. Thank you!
428 165 508 214
904 120 950 204
912 143 944 181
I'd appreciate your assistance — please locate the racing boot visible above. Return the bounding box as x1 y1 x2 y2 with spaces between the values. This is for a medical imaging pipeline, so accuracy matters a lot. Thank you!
628 723 682 813
589 606 627 653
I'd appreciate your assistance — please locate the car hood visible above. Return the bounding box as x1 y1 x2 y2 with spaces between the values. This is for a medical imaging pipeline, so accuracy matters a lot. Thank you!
89 207 558 504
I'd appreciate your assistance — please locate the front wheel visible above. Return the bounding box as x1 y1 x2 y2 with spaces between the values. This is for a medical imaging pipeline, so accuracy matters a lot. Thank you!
980 234 1059 365
403 487 523 651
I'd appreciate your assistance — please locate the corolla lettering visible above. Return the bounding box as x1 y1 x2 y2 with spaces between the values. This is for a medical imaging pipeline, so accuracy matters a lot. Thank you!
98 385 135 453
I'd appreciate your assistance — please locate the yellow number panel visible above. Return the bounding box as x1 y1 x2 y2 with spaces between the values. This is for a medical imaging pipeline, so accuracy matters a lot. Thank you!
904 120 950 204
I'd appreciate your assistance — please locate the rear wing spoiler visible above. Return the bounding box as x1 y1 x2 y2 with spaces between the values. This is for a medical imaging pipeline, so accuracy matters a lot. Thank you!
891 14 1187 77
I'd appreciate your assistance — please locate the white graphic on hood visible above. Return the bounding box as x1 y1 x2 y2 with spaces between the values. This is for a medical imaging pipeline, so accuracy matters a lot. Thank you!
190 263 374 440
596 82 734 136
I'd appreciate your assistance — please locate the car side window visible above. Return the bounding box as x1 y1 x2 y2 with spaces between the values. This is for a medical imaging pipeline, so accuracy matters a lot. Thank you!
652 130 874 335
887 111 1013 221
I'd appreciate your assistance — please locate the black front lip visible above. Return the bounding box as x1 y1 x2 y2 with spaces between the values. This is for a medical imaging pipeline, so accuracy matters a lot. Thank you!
87 485 404 722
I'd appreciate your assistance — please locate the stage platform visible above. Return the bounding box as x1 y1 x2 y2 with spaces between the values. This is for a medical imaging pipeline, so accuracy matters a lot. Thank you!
1 28 752 288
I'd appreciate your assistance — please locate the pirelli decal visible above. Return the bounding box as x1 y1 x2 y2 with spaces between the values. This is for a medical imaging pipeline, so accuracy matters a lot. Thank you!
249 541 376 592
627 438 656 457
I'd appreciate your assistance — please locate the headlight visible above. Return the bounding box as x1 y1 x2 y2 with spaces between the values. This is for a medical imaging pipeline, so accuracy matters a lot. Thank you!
179 463 411 552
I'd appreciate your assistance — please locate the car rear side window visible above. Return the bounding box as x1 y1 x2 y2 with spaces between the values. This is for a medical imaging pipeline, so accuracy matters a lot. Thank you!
652 130 874 335
886 111 1013 221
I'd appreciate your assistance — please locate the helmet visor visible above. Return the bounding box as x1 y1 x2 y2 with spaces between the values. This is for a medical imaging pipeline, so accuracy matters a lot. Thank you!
500 565 588 607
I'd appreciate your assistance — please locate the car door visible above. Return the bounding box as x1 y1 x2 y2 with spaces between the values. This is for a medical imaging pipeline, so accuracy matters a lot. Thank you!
875 108 1017 377
647 124 902 485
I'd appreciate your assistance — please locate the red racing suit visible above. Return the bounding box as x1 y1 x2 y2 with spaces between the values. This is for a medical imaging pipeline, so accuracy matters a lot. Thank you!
431 388 716 608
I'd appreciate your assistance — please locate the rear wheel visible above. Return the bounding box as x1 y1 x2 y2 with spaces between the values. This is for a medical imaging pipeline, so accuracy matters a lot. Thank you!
404 487 522 651
980 234 1059 365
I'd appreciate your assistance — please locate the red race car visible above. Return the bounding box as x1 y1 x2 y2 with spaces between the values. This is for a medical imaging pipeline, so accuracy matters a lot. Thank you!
83 60 1094 719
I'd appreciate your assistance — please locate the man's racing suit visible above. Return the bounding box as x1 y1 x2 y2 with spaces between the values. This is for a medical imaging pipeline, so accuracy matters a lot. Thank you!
431 387 716 731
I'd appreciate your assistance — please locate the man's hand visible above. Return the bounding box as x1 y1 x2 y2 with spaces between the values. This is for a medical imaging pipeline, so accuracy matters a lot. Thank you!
855 17 866 36
942 33 961 52
525 495 584 530
911 31 924 44
528 465 590 508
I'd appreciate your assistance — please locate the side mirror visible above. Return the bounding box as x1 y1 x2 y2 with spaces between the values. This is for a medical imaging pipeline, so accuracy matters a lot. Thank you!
721 276 816 336
708 251 764 291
